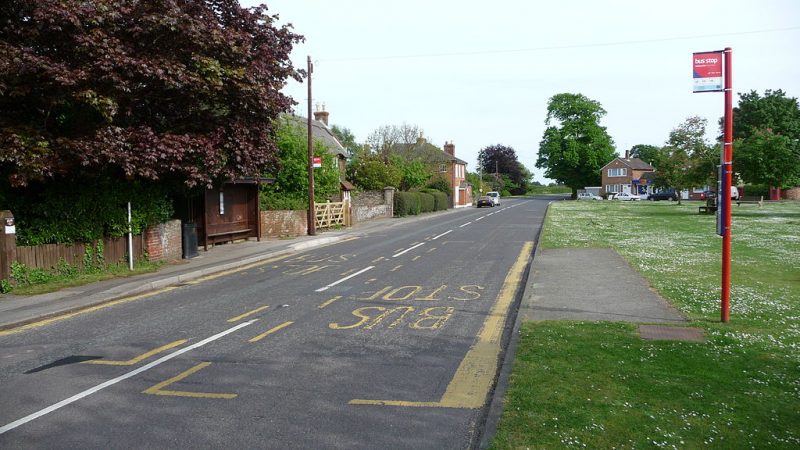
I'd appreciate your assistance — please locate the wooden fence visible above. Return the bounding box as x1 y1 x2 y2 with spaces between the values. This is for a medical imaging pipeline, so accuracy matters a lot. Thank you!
16 234 145 270
314 201 350 230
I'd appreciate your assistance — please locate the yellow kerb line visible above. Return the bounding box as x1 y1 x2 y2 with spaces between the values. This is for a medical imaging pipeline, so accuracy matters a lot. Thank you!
227 305 270 323
0 287 177 337
83 339 188 366
350 241 533 409
142 362 236 399
248 321 294 343
0 254 292 337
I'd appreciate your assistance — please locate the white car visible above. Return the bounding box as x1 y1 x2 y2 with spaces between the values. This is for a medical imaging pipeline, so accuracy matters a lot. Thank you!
486 191 500 206
614 192 641 201
577 192 602 200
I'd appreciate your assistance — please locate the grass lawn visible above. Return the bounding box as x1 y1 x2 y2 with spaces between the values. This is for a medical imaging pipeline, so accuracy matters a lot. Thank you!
528 185 572 195
490 200 800 449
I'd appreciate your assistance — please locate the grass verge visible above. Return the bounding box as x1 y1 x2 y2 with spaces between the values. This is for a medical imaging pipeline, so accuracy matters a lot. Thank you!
5 261 164 296
490 201 800 449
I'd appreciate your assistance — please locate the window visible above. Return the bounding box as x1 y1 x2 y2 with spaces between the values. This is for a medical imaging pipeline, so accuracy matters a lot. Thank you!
607 168 627 177
439 163 447 173
219 191 225 215
606 184 622 193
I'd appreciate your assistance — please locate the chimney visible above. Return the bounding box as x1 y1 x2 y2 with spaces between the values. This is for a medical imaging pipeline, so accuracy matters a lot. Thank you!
313 103 329 126
444 141 455 156
624 149 630 159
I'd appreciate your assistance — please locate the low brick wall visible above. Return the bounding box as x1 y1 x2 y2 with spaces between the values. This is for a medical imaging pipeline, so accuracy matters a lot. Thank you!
784 187 800 200
261 210 307 238
145 219 181 261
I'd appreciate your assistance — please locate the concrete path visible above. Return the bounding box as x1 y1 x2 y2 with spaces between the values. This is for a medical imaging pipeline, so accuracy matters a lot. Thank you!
519 248 686 323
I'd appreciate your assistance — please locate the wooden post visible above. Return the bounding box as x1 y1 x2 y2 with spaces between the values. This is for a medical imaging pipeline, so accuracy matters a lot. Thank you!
0 210 17 283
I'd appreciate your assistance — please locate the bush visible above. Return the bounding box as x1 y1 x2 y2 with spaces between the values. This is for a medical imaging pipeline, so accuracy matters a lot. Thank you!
261 193 307 211
418 192 435 213
422 188 448 211
6 176 174 246
394 191 422 217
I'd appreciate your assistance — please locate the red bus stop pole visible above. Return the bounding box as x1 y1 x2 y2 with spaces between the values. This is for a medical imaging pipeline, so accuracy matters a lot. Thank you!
721 47 733 323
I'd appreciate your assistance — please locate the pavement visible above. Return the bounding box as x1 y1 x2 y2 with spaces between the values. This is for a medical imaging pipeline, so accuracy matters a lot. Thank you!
0 202 686 331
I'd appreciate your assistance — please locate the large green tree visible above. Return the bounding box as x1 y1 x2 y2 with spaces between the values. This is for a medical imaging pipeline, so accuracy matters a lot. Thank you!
729 90 800 191
536 93 616 198
260 117 339 210
0 0 303 188
478 144 530 195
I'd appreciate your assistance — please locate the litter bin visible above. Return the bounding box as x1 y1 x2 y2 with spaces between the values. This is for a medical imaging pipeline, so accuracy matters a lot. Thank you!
181 222 198 259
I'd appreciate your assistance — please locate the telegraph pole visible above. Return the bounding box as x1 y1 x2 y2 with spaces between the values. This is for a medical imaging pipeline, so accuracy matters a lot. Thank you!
307 55 316 236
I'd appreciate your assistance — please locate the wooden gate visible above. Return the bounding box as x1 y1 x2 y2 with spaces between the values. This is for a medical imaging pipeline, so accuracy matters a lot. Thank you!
315 201 350 229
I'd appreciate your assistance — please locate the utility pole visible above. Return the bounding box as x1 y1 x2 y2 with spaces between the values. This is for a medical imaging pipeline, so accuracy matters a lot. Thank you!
307 55 316 236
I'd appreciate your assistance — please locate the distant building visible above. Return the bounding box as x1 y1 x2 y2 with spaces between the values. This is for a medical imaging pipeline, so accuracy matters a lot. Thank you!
600 152 655 197
390 136 473 208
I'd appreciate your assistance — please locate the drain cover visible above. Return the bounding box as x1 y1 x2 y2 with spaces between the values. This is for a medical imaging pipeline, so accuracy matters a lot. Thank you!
639 325 705 342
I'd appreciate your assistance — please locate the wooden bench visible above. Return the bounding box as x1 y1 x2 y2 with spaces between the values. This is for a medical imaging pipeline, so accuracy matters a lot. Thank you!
736 196 763 207
698 205 716 214
206 228 253 248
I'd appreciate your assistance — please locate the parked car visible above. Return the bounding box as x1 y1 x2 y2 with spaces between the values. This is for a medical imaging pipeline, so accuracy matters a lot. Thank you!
701 187 739 201
476 196 494 208
649 190 679 201
486 191 500 205
614 192 641 201
578 192 602 200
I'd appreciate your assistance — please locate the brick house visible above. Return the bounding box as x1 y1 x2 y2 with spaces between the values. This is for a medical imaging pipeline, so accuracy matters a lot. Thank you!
391 136 473 208
600 154 655 197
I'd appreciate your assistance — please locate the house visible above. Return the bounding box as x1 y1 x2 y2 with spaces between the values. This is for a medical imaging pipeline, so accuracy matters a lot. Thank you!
600 152 655 197
390 136 473 208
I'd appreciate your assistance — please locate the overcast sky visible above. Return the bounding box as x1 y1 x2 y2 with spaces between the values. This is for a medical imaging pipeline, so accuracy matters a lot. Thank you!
242 0 800 182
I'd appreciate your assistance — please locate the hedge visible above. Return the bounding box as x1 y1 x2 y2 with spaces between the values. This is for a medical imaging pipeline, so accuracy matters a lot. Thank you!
422 189 449 211
395 191 444 217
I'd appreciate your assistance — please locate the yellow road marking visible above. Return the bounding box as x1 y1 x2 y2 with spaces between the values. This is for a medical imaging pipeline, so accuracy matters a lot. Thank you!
390 265 403 272
412 256 421 261
83 339 188 366
142 362 236 399
319 296 342 309
350 241 533 409
340 268 356 276
227 305 270 323
372 257 386 263
0 253 292 337
248 321 294 343
179 253 291 285
426 247 437 253
0 287 177 337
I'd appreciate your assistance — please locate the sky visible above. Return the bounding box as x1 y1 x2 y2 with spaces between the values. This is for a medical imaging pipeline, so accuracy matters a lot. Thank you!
241 0 800 182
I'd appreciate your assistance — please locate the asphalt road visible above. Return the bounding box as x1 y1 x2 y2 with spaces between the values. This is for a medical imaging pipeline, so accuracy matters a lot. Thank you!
0 197 549 449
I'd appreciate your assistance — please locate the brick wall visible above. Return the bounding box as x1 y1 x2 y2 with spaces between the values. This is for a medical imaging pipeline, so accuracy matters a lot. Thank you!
260 210 307 238
145 219 181 261
784 187 800 200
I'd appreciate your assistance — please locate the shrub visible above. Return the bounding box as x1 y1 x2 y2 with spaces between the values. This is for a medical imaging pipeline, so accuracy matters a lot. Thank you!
6 177 173 246
418 192 435 213
394 191 423 217
422 189 449 211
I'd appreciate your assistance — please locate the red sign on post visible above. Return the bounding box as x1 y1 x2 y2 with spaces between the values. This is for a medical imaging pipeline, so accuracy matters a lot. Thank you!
693 51 723 92
312 156 322 168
